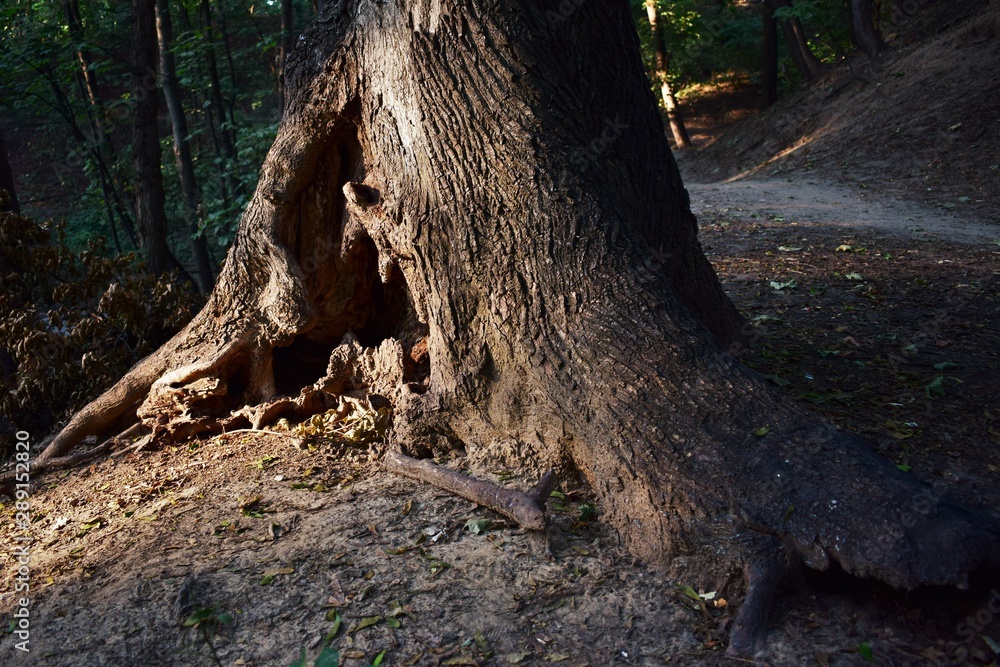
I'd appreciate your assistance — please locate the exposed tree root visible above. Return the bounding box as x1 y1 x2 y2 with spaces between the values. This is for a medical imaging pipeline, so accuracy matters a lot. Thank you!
0 422 147 496
385 450 557 531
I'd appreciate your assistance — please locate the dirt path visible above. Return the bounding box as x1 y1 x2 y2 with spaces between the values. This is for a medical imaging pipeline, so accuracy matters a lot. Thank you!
685 177 1000 246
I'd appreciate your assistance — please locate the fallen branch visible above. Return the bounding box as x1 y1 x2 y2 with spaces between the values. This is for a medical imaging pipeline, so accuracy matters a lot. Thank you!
384 450 557 530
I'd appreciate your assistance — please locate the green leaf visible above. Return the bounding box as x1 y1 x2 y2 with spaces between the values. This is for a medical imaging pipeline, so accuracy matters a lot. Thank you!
845 272 863 281
324 610 342 644
549 490 566 500
752 426 771 437
769 279 797 290
315 647 341 667
370 649 386 666
679 584 702 602
464 518 493 535
857 641 875 661
354 615 382 632
933 361 959 371
183 608 213 627
385 616 401 628
925 375 945 398
896 464 911 472
578 503 596 521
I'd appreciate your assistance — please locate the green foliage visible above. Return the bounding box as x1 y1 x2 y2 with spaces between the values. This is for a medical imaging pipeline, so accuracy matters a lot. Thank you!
0 211 202 453
0 0 290 261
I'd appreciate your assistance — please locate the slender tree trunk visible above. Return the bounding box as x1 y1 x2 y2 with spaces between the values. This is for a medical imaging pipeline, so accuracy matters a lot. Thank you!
156 0 214 292
314 0 325 15
62 0 136 247
198 0 242 205
47 0 1000 659
761 0 779 107
643 0 692 149
199 0 237 161
847 0 886 59
38 62 138 247
131 0 178 275
277 0 294 115
63 0 107 143
212 0 241 124
770 0 827 81
0 126 19 214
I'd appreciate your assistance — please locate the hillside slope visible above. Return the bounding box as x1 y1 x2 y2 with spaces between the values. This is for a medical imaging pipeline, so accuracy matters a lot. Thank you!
680 0 1000 224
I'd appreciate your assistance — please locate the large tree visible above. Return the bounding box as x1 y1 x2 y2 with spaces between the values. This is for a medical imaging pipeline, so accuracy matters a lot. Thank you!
38 0 999 656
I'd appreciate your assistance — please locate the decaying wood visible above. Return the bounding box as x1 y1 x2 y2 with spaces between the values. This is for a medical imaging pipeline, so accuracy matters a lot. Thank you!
385 450 557 531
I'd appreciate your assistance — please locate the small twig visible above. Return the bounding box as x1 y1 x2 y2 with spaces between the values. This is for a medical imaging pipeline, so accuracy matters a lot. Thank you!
384 450 555 531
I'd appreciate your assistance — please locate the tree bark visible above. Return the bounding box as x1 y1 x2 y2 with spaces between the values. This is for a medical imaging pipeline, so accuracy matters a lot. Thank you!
847 0 886 59
643 0 692 150
199 0 238 161
770 0 827 81
63 0 108 143
761 0 779 108
131 0 179 275
156 0 215 292
45 0 1000 657
0 125 19 214
277 0 294 115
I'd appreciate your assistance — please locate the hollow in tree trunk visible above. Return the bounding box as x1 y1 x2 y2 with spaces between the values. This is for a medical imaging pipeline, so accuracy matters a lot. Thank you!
43 0 1000 657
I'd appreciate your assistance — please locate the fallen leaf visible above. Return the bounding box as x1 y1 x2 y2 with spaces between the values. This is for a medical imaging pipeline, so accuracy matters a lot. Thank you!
353 615 382 632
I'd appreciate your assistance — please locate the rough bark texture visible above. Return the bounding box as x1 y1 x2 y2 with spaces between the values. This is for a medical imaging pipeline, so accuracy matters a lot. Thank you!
45 0 1000 656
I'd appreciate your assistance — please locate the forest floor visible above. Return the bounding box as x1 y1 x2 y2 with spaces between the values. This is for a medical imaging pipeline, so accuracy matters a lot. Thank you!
1 171 999 667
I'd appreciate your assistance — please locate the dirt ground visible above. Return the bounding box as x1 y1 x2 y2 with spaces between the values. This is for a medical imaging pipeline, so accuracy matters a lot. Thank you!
2 171 999 666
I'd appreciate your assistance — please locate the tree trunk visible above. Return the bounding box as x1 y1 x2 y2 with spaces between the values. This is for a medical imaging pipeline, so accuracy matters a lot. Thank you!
847 0 886 59
761 0 779 108
131 0 178 275
277 0 294 115
63 0 108 143
770 0 827 81
45 0 1000 657
643 0 692 149
156 0 215 292
199 0 238 161
0 125 19 214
